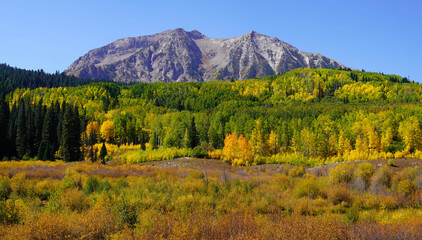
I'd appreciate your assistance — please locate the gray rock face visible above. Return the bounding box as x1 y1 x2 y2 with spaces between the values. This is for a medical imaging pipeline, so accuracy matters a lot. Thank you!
65 28 345 82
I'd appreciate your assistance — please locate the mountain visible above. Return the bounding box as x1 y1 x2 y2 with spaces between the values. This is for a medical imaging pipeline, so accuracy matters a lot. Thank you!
65 28 345 83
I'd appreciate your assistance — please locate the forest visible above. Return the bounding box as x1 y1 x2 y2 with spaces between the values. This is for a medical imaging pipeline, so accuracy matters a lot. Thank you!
1 66 422 239
1 67 421 166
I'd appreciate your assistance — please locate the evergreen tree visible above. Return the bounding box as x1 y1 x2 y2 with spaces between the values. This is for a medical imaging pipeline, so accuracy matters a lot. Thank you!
7 103 17 157
187 116 199 149
15 99 27 158
139 129 146 150
33 102 45 156
61 104 81 162
38 106 58 160
0 94 9 158
25 100 35 157
99 142 107 164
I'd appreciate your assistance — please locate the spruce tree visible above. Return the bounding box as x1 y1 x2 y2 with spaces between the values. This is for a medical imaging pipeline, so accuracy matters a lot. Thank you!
0 94 9 158
99 142 107 164
38 106 57 160
25 100 35 157
8 103 17 157
187 116 199 149
61 104 81 162
33 102 45 156
15 99 27 158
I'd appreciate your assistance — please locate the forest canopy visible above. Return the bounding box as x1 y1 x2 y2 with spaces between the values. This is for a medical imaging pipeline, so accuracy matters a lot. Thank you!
0 67 421 166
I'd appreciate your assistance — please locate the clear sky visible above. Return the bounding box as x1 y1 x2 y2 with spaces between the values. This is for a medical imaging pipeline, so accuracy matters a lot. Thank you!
1 0 421 81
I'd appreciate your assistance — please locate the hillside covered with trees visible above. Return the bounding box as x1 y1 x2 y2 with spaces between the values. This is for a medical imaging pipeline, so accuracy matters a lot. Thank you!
1 67 421 167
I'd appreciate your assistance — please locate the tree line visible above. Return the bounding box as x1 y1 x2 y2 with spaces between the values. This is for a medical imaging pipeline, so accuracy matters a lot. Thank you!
0 94 82 161
1 67 421 164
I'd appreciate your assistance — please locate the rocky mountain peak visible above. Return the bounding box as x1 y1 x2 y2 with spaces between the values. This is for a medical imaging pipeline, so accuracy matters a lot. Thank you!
65 28 345 83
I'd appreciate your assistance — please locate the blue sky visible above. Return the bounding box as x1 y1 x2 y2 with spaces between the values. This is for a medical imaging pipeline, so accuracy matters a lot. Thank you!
1 0 421 81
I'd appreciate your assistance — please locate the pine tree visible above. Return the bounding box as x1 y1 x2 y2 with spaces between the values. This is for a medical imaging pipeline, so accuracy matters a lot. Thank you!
0 94 10 158
8 103 17 157
38 106 57 160
139 129 146 150
33 102 45 157
187 116 199 149
99 142 107 164
61 104 81 162
15 99 27 158
25 100 35 157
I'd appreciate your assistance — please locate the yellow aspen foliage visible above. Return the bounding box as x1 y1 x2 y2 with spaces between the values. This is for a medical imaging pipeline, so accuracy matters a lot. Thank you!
222 132 254 166
100 120 115 143
300 128 315 157
250 119 265 156
267 130 278 155
223 132 238 164
337 131 351 156
355 135 365 153
328 134 338 156
367 127 380 153
380 127 393 151
239 135 254 166
86 121 100 140
398 116 422 154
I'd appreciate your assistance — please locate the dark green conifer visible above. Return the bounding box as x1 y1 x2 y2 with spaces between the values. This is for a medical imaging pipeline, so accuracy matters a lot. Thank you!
15 99 27 158
187 116 199 149
99 142 107 164
0 94 10 158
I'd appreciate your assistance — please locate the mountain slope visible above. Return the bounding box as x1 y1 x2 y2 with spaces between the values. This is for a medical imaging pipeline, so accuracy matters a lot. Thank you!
65 29 345 83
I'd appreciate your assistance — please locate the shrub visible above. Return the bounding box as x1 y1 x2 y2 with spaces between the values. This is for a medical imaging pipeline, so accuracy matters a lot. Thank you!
34 179 60 201
397 180 416 197
0 176 12 201
372 165 393 189
327 184 353 205
329 163 355 185
356 162 375 187
83 176 101 195
399 167 418 181
288 165 305 178
60 188 90 212
0 199 23 224
114 195 138 227
293 177 325 199
191 146 208 158
379 195 399 210
10 172 27 196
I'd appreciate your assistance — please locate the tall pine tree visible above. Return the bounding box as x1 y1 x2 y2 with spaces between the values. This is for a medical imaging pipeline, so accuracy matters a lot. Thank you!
61 104 81 162
0 94 10 159
15 99 27 159
187 116 199 149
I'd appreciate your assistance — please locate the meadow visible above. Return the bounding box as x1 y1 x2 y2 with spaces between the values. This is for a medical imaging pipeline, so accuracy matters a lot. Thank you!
0 159 421 239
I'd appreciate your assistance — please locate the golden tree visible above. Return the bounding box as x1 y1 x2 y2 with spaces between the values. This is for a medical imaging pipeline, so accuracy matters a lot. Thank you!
100 120 115 143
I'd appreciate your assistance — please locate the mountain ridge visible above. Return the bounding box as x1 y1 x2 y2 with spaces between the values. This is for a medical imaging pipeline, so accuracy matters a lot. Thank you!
65 28 345 83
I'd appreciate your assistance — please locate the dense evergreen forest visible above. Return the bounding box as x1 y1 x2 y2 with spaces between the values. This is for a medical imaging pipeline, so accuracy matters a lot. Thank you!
1 67 421 166
0 64 113 95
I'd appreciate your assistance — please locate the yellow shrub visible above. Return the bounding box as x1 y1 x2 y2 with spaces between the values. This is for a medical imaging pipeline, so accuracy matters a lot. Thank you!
60 188 90 213
329 163 355 185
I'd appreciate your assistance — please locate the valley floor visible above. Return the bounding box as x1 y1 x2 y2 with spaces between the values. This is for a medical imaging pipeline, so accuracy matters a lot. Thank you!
0 159 421 239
